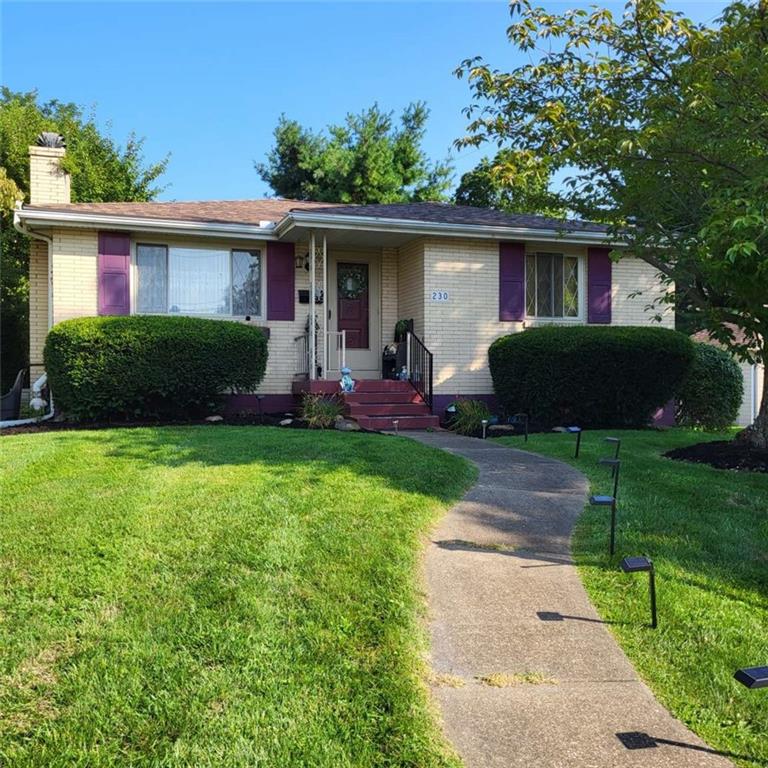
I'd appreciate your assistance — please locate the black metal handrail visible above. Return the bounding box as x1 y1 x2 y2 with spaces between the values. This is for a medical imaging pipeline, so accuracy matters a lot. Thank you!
406 331 433 410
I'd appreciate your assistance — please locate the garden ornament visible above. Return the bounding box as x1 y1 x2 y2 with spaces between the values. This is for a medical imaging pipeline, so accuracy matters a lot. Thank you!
398 366 409 381
340 367 356 393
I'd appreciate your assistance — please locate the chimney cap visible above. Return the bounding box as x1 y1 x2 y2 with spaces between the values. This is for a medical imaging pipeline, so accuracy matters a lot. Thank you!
35 132 66 149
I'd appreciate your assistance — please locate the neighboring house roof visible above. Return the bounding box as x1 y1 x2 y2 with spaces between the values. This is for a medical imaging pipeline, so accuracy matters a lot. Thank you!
23 199 337 226
692 323 754 349
299 202 610 234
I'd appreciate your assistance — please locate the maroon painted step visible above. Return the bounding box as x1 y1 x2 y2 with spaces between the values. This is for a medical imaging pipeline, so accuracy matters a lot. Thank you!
293 379 414 395
344 391 421 404
356 414 440 431
346 402 431 417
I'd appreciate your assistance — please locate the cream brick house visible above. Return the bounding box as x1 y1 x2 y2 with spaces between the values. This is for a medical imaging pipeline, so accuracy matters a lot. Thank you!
14 139 674 428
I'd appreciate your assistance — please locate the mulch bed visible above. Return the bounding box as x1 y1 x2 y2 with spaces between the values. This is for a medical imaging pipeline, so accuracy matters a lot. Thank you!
665 440 768 473
1 412 312 436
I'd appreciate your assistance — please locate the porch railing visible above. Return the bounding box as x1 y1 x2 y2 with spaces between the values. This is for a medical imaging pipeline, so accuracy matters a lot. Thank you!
294 333 309 378
406 331 433 409
325 330 347 376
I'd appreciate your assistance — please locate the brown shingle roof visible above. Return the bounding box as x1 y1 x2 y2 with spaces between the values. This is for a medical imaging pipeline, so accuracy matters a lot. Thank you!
25 199 610 234
300 202 610 233
24 199 339 226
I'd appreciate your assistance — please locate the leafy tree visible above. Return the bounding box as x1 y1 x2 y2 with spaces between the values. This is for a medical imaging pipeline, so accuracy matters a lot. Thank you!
257 102 452 204
454 153 563 215
456 0 768 447
0 88 167 389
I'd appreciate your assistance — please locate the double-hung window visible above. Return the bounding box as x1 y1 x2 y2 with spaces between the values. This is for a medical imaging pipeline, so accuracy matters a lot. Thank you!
136 245 262 317
526 252 580 319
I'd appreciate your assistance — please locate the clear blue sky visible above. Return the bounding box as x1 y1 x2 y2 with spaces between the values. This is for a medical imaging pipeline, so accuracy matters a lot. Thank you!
2 1 727 202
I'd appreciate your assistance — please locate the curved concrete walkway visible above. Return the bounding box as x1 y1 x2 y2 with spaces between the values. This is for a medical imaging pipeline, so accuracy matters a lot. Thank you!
408 431 733 768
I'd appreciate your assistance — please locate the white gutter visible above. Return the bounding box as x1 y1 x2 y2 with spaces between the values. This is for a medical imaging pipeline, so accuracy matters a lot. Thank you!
0 373 55 429
14 209 53 331
278 210 619 246
15 207 280 241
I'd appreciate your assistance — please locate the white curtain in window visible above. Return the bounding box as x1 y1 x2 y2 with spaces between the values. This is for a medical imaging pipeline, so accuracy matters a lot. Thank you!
168 248 230 315
136 245 168 313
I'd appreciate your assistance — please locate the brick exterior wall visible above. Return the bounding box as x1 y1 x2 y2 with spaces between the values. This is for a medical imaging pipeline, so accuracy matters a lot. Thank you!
381 247 399 345
397 239 425 337
28 239 49 380
418 237 672 398
36 225 673 400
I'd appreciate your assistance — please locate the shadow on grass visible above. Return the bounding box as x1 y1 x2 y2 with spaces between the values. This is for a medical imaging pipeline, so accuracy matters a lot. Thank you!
53 425 473 505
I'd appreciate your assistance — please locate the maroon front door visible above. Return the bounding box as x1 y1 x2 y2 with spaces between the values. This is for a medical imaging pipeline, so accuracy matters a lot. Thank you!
337 262 369 349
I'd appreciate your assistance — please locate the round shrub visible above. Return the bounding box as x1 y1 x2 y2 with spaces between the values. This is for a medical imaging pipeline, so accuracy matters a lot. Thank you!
44 315 268 421
488 325 694 429
676 343 743 430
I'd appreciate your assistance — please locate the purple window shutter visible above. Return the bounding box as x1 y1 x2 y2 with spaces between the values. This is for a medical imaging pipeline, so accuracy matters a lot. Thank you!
267 241 295 321
499 241 526 321
588 247 612 324
98 232 131 315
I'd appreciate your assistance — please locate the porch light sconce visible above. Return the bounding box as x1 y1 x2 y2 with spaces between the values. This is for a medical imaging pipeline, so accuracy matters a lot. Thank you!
734 666 768 690
566 426 583 458
481 419 488 439
620 556 657 629
296 253 309 270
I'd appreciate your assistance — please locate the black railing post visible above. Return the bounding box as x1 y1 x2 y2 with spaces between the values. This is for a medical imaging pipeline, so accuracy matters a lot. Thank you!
406 331 434 410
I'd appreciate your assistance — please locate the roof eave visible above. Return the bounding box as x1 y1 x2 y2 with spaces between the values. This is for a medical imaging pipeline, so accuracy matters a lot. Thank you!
278 210 618 246
15 207 281 240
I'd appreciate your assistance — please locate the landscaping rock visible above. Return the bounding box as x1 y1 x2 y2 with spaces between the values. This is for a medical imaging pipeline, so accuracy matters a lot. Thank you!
334 418 361 432
205 415 224 422
487 424 518 438
279 418 293 426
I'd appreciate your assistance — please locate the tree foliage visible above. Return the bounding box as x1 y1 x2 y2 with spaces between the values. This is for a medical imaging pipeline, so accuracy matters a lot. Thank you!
257 102 452 204
457 0 768 445
454 153 562 215
0 88 168 389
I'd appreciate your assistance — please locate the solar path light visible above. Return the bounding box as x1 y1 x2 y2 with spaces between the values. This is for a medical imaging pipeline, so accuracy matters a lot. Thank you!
256 394 265 424
567 426 583 457
734 667 768 690
602 437 621 475
511 412 529 442
393 419 399 435
620 556 657 629
590 459 621 555
481 419 488 439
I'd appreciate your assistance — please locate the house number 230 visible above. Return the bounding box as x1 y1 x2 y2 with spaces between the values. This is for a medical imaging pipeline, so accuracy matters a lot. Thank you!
431 290 449 302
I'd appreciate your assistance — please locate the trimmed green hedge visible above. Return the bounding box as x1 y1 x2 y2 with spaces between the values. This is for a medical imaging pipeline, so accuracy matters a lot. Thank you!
44 316 268 420
489 325 694 428
677 343 743 430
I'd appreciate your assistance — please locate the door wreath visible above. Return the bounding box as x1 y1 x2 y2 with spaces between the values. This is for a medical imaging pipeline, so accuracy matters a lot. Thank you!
338 265 368 299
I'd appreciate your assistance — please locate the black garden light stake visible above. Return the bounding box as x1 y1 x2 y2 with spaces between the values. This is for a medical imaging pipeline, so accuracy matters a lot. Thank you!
393 419 399 436
603 437 621 475
591 459 621 555
510 412 529 442
734 667 768 690
620 556 657 629
481 419 488 439
256 394 265 424
567 426 583 458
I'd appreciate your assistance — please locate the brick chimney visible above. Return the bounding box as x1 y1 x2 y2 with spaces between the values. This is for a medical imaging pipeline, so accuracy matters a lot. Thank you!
29 133 70 205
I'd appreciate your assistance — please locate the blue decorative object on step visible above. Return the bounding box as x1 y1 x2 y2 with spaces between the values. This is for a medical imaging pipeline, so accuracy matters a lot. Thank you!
340 367 356 393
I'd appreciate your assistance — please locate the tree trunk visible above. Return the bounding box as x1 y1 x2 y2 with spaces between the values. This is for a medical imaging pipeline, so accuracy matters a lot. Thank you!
737 354 767 449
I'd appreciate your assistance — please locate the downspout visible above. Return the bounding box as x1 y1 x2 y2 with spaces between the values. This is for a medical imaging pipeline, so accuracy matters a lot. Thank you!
11 207 55 423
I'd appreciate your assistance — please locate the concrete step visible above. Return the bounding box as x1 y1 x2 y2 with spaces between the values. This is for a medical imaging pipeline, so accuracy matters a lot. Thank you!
347 402 432 417
356 414 440 431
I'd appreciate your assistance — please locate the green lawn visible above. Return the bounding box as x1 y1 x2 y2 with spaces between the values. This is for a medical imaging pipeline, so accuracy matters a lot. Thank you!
0 427 475 767
497 428 768 768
